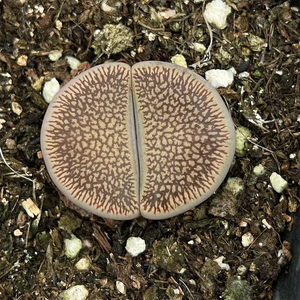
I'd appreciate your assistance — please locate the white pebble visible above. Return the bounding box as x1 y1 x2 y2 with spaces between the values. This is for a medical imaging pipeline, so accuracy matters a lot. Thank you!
17 55 28 66
205 68 235 88
116 281 126 294
237 265 247 276
203 0 231 29
270 172 288 193
241 232 254 247
42 78 60 103
49 51 62 61
189 279 196 285
65 56 81 70
158 9 176 19
75 257 90 271
253 164 266 177
142 30 156 41
192 42 206 53
125 237 146 257
58 285 88 300
171 54 187 68
14 229 23 236
238 220 248 228
238 71 250 79
64 235 83 258
262 219 272 229
34 4 44 14
11 102 23 115
56 20 63 31
0 119 6 130
214 256 230 271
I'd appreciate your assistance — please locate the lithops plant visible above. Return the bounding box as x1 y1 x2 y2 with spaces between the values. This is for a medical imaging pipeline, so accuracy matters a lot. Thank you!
41 61 235 220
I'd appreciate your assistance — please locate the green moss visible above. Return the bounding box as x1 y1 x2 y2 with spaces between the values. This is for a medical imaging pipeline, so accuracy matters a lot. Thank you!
58 211 82 233
223 278 253 300
152 238 185 273
92 23 134 57
235 126 252 157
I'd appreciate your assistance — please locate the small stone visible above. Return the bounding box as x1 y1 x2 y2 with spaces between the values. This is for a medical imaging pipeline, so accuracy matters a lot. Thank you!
249 262 256 272
288 197 298 213
143 31 156 41
0 119 6 130
58 285 89 300
100 0 121 13
158 9 176 19
235 126 252 157
56 20 63 31
14 229 23 236
32 76 44 92
37 151 43 159
17 55 28 66
171 54 187 68
42 78 60 103
64 235 83 258
192 42 206 53
125 237 146 257
238 220 248 228
262 218 272 229
34 4 44 14
241 232 254 247
189 279 196 285
214 256 230 271
49 51 62 61
11 102 23 115
116 281 126 294
65 56 81 70
270 172 288 193
5 139 16 149
236 61 250 73
237 265 247 276
238 71 250 79
224 177 244 196
203 0 231 29
75 257 90 271
205 68 235 88
253 164 266 177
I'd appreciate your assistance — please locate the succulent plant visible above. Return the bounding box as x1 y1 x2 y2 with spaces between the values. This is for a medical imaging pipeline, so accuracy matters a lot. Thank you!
41 61 235 220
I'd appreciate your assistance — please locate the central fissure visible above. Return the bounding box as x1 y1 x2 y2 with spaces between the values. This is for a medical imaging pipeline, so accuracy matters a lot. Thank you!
41 61 235 220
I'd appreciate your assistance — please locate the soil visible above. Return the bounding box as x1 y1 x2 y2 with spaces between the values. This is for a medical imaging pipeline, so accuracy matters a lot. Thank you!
0 0 300 299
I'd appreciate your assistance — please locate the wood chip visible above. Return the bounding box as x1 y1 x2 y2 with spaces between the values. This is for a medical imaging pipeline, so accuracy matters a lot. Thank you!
22 198 41 218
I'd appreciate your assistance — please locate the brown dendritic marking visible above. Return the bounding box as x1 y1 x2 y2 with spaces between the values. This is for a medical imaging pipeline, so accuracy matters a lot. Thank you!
44 65 139 217
133 65 230 215
42 62 235 220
